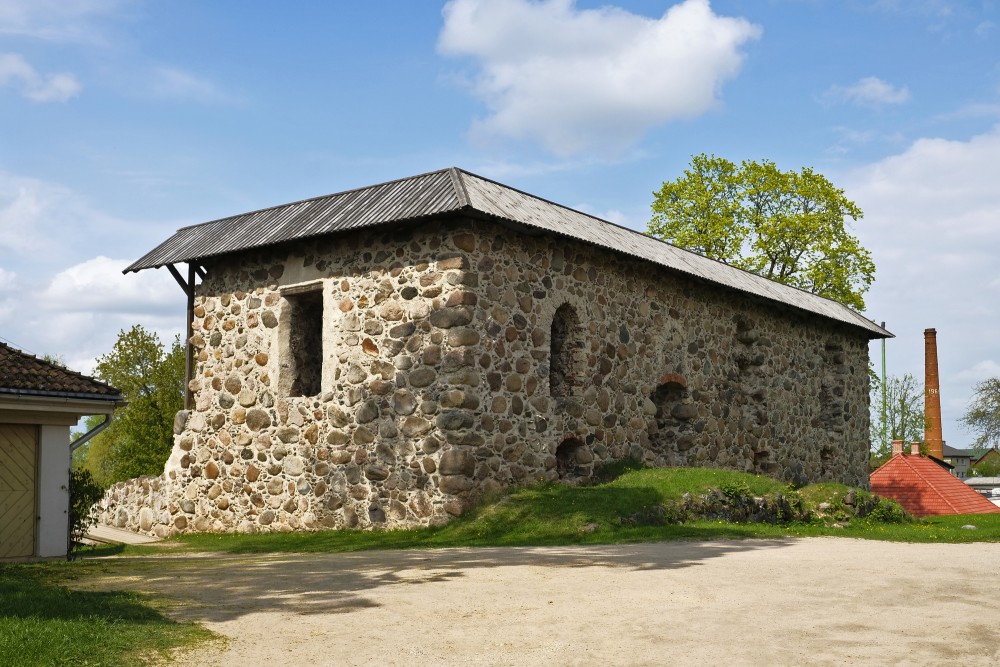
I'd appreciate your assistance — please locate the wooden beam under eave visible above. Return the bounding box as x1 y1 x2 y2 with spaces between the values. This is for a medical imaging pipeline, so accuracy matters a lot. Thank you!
165 263 197 411
184 263 196 411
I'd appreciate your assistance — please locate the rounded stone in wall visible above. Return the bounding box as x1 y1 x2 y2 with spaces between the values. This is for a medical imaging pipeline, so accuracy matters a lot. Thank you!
409 367 437 387
276 426 299 443
356 399 379 423
345 365 367 384
138 507 155 532
329 450 352 464
439 448 476 476
354 426 375 445
391 390 417 416
397 416 429 437
245 409 271 431
283 455 305 476
238 389 257 407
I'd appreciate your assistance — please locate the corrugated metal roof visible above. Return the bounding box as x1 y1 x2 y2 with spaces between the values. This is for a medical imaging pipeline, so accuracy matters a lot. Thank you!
126 169 464 273
126 167 891 338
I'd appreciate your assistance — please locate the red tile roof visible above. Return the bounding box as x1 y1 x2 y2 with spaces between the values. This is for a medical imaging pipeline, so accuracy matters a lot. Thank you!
0 342 122 400
870 454 1000 516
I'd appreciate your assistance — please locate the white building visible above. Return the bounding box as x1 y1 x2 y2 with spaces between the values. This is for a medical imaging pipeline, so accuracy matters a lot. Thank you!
0 343 122 560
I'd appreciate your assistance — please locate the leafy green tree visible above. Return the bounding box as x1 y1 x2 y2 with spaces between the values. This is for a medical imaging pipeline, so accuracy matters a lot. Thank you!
971 453 1000 478
870 373 925 461
75 325 185 487
649 154 874 310
962 377 1000 450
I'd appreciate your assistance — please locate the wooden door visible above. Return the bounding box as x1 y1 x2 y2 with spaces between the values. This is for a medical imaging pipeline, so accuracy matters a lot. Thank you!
0 424 37 559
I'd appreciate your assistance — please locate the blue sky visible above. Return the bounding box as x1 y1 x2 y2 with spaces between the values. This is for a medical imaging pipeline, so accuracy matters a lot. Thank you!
2 0 999 448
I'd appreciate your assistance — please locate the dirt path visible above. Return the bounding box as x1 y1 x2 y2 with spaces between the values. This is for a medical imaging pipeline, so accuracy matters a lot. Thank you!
83 538 1000 666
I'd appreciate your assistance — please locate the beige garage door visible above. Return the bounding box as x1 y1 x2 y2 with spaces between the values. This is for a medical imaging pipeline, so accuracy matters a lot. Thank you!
0 424 37 559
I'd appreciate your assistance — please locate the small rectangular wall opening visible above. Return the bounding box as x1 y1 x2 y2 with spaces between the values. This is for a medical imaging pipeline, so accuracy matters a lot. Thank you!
281 288 324 397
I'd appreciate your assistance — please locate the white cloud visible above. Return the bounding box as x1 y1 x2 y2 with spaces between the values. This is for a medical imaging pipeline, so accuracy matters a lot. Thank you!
850 124 1000 446
0 0 130 43
149 66 241 105
0 267 16 289
823 76 910 109
0 171 115 257
956 360 1000 383
0 52 81 102
975 20 996 37
572 204 631 227
39 256 179 315
438 0 760 156
28 257 183 374
0 169 185 374
851 126 1000 241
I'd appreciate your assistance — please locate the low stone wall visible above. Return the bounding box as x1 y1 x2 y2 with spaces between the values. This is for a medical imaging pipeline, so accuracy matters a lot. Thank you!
95 216 873 538
93 475 172 538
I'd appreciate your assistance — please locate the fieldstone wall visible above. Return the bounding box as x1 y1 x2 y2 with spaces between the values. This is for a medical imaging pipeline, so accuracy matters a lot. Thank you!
95 216 872 536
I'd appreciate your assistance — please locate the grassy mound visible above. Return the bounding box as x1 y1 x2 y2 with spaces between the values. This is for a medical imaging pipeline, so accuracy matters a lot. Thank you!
605 466 912 527
174 465 951 555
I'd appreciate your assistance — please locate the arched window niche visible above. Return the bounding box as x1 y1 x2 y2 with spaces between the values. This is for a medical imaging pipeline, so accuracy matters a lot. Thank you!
648 372 693 454
555 437 591 481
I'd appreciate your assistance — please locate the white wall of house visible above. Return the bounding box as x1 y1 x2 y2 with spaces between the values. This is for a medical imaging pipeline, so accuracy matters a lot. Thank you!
1 399 116 559
37 424 70 558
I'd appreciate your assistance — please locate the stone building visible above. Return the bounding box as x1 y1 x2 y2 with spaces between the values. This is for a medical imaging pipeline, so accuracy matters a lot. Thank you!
97 167 890 536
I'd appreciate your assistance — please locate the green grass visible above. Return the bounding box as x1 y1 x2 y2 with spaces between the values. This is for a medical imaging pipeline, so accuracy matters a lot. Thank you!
0 564 213 667
4 466 998 667
169 466 1000 554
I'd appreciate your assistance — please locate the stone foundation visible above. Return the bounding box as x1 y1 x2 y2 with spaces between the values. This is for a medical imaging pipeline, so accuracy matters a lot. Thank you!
96 216 872 536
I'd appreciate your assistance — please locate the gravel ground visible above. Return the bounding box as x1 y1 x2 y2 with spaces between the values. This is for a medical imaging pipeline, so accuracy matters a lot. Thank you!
85 537 1000 666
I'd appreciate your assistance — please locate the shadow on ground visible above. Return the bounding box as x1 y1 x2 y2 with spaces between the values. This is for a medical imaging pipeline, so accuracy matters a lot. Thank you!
72 539 795 622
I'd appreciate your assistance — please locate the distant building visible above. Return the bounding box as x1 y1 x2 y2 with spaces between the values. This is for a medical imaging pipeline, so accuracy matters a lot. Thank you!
941 444 974 479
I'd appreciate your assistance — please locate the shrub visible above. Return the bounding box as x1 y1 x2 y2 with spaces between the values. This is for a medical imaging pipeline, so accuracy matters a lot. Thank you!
68 468 104 558
864 496 911 524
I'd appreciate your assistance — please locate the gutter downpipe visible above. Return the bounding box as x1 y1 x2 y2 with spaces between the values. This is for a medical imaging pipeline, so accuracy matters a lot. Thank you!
69 411 116 454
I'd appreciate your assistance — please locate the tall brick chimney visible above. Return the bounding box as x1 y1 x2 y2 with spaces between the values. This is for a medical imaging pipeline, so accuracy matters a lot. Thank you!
924 328 944 460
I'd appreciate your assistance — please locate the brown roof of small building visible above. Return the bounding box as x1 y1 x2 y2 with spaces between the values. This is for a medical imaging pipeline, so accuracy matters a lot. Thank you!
0 342 122 401
870 453 1000 516
125 167 891 339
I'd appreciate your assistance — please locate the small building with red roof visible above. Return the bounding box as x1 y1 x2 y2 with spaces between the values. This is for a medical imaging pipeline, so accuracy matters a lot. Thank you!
870 441 1000 517
1 342 123 560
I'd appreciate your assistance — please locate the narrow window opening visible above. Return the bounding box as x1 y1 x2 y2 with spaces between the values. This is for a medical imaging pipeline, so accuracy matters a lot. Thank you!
550 303 582 399
283 289 323 397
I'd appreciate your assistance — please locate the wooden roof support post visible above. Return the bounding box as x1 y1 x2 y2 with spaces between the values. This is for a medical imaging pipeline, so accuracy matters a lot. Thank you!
167 263 197 411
